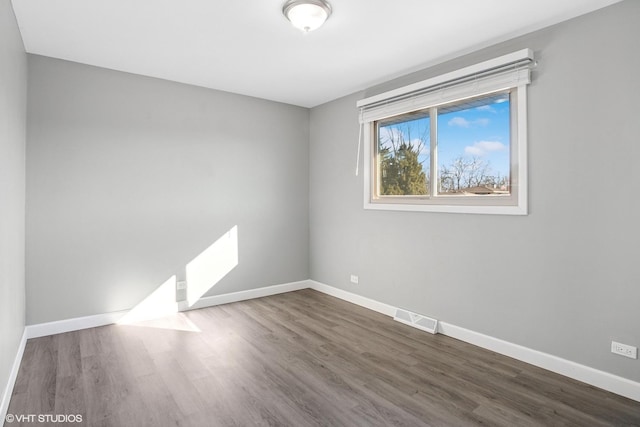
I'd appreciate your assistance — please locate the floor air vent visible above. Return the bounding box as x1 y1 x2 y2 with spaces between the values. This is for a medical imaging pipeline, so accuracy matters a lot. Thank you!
393 308 438 334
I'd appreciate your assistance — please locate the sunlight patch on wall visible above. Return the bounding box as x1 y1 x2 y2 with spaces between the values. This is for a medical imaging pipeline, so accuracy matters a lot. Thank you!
115 225 238 330
118 275 179 324
186 225 239 307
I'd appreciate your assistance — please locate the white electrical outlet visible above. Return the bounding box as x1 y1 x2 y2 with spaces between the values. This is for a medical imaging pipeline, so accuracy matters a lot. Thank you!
611 341 638 359
177 281 187 290
350 275 359 284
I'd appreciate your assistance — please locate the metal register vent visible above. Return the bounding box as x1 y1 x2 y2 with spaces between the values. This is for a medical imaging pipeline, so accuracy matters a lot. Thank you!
393 308 438 334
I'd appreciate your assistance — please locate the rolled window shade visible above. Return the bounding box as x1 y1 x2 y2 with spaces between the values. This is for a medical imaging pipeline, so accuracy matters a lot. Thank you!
357 49 534 124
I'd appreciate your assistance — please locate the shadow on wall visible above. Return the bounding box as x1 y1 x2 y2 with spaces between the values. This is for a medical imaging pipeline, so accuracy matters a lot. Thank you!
117 225 239 329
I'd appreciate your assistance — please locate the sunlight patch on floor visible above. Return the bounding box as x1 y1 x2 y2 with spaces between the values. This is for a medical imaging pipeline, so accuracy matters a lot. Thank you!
119 312 201 332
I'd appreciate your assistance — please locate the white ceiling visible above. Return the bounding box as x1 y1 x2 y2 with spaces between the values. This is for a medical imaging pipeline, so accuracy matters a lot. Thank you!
11 0 621 108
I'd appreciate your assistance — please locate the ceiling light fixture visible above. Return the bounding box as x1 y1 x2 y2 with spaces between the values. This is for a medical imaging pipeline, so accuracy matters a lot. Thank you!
283 0 332 33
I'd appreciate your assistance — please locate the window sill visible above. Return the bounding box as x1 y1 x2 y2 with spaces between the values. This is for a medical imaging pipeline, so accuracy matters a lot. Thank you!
364 200 527 215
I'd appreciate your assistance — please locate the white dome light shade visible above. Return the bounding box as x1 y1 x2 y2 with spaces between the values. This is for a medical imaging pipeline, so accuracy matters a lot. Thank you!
283 0 332 33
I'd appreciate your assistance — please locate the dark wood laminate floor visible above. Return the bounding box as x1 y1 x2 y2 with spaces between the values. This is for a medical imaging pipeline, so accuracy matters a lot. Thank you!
6 289 640 426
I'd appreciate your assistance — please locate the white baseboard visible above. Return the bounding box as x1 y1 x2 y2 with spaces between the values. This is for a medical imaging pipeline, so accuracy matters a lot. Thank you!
308 280 396 316
1 329 27 423
309 281 640 403
186 280 311 310
437 322 640 403
19 279 640 403
25 310 129 339
24 280 311 339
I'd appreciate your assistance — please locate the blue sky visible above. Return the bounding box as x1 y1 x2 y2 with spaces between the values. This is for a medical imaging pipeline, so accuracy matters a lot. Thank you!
379 96 511 180
438 98 510 179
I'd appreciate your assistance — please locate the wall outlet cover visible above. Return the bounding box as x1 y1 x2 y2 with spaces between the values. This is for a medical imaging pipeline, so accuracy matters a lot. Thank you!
611 341 638 359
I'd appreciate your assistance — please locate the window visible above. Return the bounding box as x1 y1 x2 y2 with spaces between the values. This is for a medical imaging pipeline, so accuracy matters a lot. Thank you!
375 91 513 199
359 50 533 215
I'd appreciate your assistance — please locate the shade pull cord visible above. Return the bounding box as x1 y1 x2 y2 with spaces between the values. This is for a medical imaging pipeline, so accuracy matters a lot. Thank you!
356 109 363 176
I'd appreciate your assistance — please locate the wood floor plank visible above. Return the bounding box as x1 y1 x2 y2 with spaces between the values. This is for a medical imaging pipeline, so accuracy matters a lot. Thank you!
26 335 57 416
6 289 640 426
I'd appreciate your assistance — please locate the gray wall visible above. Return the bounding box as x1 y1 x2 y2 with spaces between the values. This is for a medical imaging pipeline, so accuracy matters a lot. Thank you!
0 0 27 407
310 1 640 381
26 56 309 324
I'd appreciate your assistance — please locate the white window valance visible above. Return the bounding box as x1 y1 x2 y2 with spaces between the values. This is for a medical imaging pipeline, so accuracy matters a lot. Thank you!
357 49 534 123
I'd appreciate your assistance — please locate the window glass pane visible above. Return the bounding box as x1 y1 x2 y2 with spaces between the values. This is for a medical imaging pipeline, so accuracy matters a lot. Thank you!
377 112 430 196
437 93 510 195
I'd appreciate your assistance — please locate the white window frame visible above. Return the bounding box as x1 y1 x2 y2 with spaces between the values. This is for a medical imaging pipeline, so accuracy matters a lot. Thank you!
359 49 533 215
